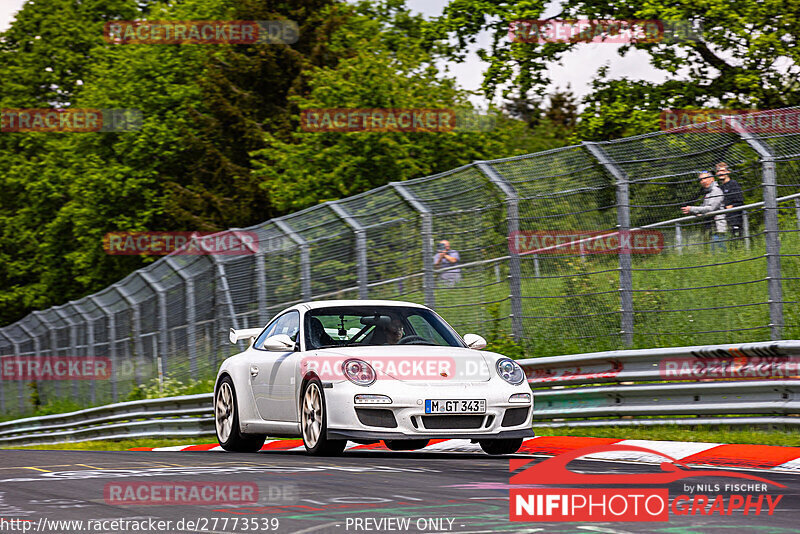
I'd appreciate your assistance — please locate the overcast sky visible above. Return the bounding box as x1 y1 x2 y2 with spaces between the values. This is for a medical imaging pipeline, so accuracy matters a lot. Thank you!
0 0 669 107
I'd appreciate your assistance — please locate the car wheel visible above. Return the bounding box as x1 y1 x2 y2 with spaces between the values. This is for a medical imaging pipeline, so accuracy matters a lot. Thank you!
479 438 523 455
384 439 430 451
215 376 266 452
301 378 346 456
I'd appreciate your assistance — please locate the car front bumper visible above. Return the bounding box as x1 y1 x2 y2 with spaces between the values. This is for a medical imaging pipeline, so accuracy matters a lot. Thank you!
324 379 533 440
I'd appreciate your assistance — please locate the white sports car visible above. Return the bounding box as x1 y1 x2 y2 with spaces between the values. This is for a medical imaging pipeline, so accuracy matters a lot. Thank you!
214 300 534 455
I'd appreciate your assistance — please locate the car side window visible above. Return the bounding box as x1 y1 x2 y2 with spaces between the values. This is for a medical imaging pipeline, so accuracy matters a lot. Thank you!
272 311 300 342
253 320 279 350
253 311 300 350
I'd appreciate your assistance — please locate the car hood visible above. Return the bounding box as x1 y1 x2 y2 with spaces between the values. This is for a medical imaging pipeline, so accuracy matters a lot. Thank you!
310 345 496 383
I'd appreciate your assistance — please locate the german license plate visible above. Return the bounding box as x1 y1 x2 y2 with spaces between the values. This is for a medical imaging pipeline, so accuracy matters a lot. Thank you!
425 399 486 414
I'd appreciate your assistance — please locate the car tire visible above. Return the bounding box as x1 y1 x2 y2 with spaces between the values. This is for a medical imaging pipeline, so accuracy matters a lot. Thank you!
215 376 266 452
479 438 523 455
301 378 346 456
384 439 430 451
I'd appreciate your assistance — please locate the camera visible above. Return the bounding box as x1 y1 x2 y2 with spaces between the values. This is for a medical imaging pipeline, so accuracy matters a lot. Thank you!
436 242 446 252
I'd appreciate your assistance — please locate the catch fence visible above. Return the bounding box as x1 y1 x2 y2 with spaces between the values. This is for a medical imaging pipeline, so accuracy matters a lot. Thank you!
1 109 800 416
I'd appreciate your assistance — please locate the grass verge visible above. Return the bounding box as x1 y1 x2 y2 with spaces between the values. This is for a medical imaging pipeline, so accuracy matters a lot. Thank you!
533 425 800 447
7 425 799 450
4 437 215 451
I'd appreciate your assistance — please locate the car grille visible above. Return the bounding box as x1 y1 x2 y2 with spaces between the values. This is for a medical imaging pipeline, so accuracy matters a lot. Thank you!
421 416 484 429
501 407 529 427
355 408 397 428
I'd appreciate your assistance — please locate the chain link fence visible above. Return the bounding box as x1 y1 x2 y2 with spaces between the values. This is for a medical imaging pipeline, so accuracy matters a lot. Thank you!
1 108 799 416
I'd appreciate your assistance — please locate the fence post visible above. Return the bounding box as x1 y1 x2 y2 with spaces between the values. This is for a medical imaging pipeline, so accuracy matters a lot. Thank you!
52 307 81 401
795 198 800 231
165 257 198 379
69 301 97 404
329 201 368 299
391 182 435 308
209 256 239 363
675 222 683 254
115 284 145 386
255 246 268 325
274 219 311 301
0 329 9 412
583 142 634 347
138 270 169 381
728 117 783 340
475 162 524 341
742 210 751 250
89 295 118 401
7 329 26 411
762 157 783 340
28 313 48 403
16 321 40 411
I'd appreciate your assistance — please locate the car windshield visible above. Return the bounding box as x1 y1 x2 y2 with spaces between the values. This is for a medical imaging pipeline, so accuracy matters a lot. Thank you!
305 306 465 349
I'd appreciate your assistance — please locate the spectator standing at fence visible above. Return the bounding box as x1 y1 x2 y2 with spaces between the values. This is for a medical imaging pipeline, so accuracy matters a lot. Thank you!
716 162 744 239
433 239 461 286
681 171 727 252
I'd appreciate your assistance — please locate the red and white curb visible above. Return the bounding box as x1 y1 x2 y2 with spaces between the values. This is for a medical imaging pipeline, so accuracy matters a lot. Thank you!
131 436 800 474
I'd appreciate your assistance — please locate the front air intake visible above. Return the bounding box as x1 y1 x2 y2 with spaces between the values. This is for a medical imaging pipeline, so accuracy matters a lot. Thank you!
421 416 484 429
501 407 529 427
355 408 398 428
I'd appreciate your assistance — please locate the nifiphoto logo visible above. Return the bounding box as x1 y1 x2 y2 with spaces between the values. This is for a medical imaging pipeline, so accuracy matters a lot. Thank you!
509 443 786 523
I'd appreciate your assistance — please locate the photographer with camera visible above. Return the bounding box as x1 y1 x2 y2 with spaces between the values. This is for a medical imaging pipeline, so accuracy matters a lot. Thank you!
433 239 461 286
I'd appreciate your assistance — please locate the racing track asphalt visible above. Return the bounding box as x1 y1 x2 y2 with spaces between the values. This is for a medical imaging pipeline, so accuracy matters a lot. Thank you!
0 448 798 534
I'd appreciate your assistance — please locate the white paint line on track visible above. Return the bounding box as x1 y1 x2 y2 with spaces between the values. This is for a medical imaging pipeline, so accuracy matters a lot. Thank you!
136 437 800 475
773 458 800 472
422 439 482 452
588 439 721 463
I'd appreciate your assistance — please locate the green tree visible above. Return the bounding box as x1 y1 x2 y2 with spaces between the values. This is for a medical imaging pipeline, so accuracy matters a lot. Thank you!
431 0 800 139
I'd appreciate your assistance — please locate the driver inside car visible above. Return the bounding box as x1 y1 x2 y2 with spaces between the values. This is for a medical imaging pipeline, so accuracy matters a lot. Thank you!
371 317 404 345
308 316 338 348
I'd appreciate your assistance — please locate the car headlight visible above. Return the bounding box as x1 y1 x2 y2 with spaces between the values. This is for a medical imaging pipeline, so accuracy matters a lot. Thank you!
496 358 525 385
342 359 376 386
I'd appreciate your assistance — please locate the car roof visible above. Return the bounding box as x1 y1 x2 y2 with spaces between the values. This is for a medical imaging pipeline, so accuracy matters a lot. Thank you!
300 299 428 311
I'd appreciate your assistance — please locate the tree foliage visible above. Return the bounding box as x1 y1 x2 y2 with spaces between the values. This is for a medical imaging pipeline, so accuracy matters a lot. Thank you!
0 0 569 325
430 0 800 139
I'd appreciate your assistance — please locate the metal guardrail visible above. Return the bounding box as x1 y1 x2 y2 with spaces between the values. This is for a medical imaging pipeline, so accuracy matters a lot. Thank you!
0 341 798 446
518 340 800 427
0 393 214 446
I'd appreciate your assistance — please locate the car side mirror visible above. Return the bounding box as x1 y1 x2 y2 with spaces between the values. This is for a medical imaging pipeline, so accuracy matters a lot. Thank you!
463 334 487 350
262 334 296 352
